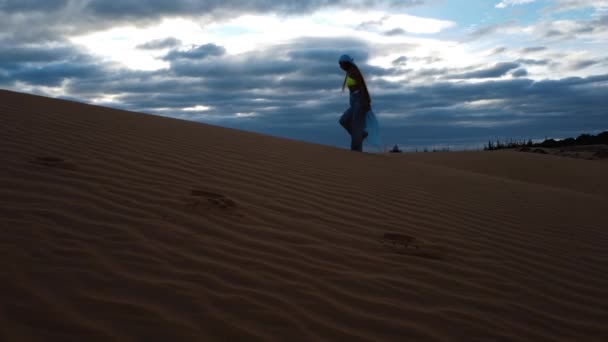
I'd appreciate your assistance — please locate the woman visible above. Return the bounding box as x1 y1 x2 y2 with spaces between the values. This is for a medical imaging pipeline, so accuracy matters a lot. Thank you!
338 54 374 152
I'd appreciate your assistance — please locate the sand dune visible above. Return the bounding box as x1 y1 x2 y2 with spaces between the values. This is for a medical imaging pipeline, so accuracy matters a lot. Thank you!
1 89 608 341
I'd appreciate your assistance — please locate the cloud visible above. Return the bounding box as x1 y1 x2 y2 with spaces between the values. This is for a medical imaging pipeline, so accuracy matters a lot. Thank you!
521 46 547 54
392 55 442 67
415 56 442 64
512 68 529 77
392 56 408 66
163 44 226 61
9 61 104 87
467 21 518 40
0 0 68 12
448 62 520 79
136 37 182 50
490 47 507 55
535 14 608 39
361 74 608 149
544 29 564 38
495 0 536 9
0 0 428 43
54 49 602 125
384 28 407 36
46 37 377 111
569 59 602 70
0 43 76 65
357 17 387 31
358 13 455 34
544 0 608 13
0 39 107 87
284 36 372 64
515 58 550 66
82 0 426 20
468 11 606 48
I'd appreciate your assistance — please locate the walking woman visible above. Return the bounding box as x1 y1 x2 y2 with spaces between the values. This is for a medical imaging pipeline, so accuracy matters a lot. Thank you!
338 54 376 152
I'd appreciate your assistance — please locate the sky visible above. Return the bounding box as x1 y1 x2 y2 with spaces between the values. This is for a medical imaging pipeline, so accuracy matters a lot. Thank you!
1 0 607 151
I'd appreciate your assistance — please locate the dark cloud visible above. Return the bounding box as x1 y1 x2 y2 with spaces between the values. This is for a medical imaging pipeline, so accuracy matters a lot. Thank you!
285 36 371 62
169 56 295 78
512 68 528 77
52 37 377 109
136 37 182 50
288 48 361 64
0 40 105 87
373 75 608 122
384 28 407 36
9 61 104 87
467 21 516 40
516 58 550 66
0 43 77 65
575 26 594 34
163 37 376 82
413 67 449 78
539 14 608 40
392 56 408 66
83 0 410 20
0 0 68 12
163 44 226 61
570 59 601 70
572 13 608 34
544 29 564 38
414 56 442 64
391 55 442 69
469 13 602 47
356 17 387 30
521 46 547 53
490 47 507 55
448 62 520 79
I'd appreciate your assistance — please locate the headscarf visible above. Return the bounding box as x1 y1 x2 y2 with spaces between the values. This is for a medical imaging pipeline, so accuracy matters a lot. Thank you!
339 54 355 65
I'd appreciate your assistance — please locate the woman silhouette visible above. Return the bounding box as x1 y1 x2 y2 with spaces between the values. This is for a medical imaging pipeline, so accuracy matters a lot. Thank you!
338 54 373 152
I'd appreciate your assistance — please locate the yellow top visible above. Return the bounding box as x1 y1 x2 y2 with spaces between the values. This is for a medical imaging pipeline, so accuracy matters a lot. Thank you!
345 75 357 87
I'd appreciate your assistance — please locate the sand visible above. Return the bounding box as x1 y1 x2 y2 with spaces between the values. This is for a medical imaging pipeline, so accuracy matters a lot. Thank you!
1 89 608 341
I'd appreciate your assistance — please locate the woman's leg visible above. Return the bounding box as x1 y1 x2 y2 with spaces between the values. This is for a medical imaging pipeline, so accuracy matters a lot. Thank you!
350 95 366 152
339 106 354 135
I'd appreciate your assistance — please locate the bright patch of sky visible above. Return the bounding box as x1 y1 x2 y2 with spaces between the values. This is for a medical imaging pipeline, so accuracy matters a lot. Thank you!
70 18 206 70
69 0 605 78
496 0 536 9
69 8 456 70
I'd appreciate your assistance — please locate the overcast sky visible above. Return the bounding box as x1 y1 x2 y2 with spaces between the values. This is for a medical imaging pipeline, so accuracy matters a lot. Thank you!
1 0 607 150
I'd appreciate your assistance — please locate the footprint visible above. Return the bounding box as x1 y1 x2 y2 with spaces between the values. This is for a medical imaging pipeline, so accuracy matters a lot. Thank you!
381 233 416 247
32 156 78 170
380 233 446 260
190 190 237 209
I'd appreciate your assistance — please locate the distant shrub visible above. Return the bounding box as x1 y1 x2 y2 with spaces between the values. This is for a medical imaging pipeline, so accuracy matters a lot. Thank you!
486 131 607 151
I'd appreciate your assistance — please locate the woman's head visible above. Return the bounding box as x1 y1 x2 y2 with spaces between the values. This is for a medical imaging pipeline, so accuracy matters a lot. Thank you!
339 54 355 71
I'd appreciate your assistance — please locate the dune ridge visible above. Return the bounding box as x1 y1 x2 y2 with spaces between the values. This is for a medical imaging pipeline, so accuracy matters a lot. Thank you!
2 89 608 341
